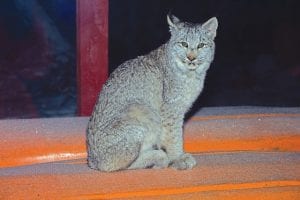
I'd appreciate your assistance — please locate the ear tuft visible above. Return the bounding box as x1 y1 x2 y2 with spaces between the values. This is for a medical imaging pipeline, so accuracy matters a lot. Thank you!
167 14 181 31
202 17 218 39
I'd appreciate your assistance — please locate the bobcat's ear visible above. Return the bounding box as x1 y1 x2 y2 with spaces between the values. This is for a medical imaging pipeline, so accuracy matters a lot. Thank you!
167 14 181 31
202 17 218 39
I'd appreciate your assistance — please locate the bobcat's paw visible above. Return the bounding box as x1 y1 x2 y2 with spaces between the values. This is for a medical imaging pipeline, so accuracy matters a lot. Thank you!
152 154 169 169
170 153 197 170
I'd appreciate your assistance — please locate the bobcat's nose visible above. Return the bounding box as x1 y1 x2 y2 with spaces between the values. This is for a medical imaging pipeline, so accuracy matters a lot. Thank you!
187 53 196 61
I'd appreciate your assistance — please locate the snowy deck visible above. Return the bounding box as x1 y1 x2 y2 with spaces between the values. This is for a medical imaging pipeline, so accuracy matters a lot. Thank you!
1 107 300 199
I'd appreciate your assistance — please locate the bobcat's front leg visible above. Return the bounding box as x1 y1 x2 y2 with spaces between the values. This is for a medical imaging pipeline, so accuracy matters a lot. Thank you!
161 115 196 170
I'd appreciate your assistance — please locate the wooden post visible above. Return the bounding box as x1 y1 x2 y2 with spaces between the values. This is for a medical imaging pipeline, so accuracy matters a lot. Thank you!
76 0 108 116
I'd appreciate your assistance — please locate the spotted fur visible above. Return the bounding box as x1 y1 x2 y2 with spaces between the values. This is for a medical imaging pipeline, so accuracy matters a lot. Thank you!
87 15 218 171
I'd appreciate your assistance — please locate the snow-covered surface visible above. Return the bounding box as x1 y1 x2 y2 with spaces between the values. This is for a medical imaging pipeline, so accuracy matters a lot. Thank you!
0 106 299 199
193 106 300 116
1 106 299 136
0 106 299 168
1 152 299 199
0 117 88 136
1 152 299 177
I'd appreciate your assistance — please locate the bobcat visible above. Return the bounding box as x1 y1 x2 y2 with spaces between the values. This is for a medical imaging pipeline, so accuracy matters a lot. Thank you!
87 14 218 172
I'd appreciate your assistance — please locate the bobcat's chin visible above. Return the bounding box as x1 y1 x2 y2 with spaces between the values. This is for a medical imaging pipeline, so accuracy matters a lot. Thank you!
187 65 198 71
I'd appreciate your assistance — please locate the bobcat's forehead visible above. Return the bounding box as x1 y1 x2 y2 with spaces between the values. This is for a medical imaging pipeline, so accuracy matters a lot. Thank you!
172 24 211 45
167 14 218 43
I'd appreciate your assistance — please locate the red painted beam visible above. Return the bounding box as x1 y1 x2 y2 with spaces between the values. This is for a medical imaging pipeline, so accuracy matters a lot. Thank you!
76 0 108 116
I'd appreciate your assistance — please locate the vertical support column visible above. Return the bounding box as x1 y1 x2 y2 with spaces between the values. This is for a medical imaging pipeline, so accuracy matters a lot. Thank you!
77 0 108 116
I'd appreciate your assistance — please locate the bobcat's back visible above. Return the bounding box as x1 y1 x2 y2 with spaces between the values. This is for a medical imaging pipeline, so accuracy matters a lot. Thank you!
88 44 166 131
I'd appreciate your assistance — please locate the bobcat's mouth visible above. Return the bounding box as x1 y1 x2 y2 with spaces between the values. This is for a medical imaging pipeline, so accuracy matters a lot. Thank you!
176 58 200 71
182 60 198 70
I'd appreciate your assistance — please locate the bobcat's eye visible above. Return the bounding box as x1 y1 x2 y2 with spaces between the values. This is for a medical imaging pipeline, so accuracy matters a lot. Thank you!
197 43 206 49
180 42 188 48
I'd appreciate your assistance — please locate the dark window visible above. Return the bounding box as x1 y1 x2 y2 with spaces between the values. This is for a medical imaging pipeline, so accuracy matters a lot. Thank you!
0 0 76 119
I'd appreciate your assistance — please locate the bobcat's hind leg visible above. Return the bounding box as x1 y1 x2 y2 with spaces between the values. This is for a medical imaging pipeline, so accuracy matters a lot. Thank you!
128 149 169 170
87 121 146 172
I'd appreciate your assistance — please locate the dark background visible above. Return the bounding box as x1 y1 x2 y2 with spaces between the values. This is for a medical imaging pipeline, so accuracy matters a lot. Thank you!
0 0 76 118
0 0 299 119
109 0 300 110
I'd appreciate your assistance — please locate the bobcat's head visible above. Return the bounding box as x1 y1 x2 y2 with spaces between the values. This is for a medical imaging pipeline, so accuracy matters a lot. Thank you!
167 14 218 72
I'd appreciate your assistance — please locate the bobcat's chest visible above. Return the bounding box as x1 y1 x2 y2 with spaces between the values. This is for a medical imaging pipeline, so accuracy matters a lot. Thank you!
163 72 203 113
180 76 203 106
